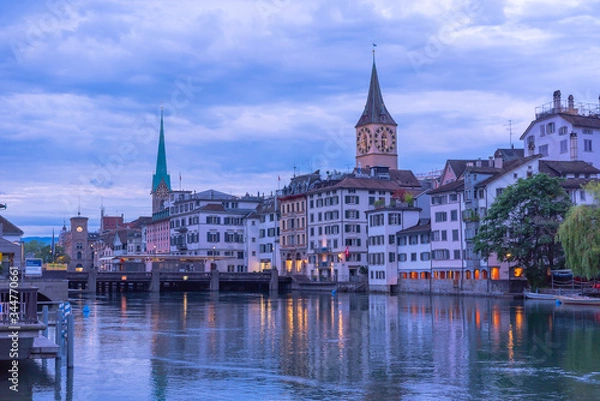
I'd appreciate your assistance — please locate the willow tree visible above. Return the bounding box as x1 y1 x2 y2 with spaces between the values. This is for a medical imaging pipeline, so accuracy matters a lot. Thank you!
473 174 571 289
558 181 600 279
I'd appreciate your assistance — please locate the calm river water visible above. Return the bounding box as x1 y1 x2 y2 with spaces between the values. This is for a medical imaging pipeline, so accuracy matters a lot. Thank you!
2 291 600 400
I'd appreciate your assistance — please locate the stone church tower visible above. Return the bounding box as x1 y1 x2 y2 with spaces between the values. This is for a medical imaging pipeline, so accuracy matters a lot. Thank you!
355 56 398 170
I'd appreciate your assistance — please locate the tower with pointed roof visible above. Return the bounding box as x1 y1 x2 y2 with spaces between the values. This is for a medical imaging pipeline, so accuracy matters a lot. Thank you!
355 53 398 170
152 109 172 214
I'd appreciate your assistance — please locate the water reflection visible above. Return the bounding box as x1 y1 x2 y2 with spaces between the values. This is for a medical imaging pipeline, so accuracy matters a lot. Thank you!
4 292 599 400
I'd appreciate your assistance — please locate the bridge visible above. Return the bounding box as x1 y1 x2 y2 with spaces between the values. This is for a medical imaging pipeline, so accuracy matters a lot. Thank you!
66 269 292 294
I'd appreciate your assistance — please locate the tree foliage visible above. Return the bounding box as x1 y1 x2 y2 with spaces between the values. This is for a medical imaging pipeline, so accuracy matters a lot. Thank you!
473 174 571 288
558 181 600 279
24 240 68 263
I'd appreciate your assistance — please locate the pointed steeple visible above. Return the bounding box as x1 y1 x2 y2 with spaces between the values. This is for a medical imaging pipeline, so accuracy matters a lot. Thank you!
152 108 171 192
355 57 397 127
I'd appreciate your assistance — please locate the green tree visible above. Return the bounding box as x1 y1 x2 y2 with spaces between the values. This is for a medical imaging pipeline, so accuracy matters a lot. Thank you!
557 181 600 279
24 240 44 258
473 174 571 289
23 240 68 263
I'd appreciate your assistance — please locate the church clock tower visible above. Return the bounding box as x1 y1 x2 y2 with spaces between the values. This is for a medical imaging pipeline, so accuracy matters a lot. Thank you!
355 55 398 170
151 109 172 214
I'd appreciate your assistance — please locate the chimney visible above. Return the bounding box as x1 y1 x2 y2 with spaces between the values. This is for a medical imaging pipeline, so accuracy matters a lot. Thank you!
553 90 561 112
568 94 574 111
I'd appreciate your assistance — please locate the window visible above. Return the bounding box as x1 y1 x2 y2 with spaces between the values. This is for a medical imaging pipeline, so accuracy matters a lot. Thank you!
398 236 407 246
206 216 221 224
539 144 549 156
411 253 417 261
547 122 555 134
496 188 504 196
584 139 593 152
452 229 459 241
399 253 407 262
450 210 458 221
453 249 461 259
441 230 447 241
388 213 401 225
370 214 385 227
559 126 568 135
539 124 546 136
435 212 447 222
581 190 586 202
583 128 593 135
432 249 450 260
345 195 359 204
420 252 430 261
388 234 395 245
560 140 568 154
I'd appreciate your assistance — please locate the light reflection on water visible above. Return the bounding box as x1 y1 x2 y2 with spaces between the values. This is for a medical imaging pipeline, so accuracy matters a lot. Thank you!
1 292 599 400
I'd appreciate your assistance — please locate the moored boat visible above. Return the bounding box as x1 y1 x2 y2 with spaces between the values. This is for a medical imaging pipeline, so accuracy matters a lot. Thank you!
523 290 558 300
557 294 600 306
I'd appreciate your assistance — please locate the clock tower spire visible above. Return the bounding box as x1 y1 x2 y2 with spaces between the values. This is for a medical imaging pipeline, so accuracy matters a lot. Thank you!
355 51 398 170
152 108 172 214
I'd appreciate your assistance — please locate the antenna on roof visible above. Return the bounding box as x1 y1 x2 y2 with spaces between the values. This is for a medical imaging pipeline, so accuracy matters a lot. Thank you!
505 119 514 149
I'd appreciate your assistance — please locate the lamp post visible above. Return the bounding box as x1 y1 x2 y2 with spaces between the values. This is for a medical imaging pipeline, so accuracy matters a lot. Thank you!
212 246 216 271
506 253 512 291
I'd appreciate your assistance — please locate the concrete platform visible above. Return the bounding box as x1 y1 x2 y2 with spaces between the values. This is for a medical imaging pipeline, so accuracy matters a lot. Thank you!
29 335 59 359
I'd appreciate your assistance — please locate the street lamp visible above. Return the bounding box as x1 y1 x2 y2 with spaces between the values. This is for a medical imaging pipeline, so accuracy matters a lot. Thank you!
506 253 512 289
212 246 216 271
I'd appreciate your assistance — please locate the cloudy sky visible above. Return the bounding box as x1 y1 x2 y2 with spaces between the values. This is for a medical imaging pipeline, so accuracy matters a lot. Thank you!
1 0 599 237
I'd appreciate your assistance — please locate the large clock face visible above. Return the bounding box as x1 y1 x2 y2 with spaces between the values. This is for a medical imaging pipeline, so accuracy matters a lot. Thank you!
375 127 396 152
156 183 169 199
356 127 373 154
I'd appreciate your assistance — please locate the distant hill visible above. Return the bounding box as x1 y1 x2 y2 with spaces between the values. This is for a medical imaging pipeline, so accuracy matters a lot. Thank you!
22 236 54 245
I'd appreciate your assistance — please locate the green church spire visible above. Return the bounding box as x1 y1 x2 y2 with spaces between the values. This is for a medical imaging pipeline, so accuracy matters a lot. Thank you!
152 108 171 192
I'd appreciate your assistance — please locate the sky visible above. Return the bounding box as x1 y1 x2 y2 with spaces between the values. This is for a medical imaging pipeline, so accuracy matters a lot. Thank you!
1 0 600 237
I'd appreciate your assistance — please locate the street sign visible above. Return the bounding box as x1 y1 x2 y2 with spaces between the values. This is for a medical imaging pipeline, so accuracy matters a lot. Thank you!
25 258 43 276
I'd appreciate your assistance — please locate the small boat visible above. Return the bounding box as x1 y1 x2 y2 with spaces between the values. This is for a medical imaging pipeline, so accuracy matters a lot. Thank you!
523 290 557 300
557 295 600 306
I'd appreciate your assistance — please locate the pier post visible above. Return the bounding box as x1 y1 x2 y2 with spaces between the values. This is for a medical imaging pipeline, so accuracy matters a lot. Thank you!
42 305 49 338
149 265 160 292
56 309 63 359
87 267 97 294
269 268 279 293
210 268 219 291
67 313 74 368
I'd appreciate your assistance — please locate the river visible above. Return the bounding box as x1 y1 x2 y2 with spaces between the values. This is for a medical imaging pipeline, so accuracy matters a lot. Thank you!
2 291 600 400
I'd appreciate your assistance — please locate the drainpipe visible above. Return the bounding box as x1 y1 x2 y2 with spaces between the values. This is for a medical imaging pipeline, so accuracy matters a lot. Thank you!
457 190 464 291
